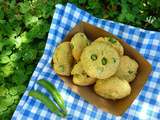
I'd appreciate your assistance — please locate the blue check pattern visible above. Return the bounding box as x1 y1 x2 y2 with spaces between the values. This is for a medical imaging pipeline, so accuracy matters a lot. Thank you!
12 3 160 120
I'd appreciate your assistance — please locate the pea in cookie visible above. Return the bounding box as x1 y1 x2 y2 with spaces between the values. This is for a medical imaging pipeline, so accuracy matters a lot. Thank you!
71 32 90 61
94 76 131 100
92 37 124 56
71 61 96 86
115 56 139 82
80 42 120 79
53 42 73 76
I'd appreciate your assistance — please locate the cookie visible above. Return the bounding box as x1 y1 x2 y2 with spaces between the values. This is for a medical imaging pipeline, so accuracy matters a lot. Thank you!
92 37 124 56
71 62 96 86
94 76 131 100
92 37 107 43
53 42 73 76
71 61 83 75
115 56 139 82
80 42 120 79
71 32 90 61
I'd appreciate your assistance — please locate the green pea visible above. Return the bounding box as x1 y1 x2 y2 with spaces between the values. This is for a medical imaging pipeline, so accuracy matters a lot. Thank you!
80 34 85 38
59 65 64 72
101 57 107 65
87 41 90 46
112 58 116 63
128 70 134 74
109 38 117 44
70 43 74 49
91 54 97 61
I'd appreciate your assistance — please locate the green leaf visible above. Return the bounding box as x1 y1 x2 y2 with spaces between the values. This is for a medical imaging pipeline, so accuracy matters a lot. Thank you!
125 13 135 22
0 95 14 107
0 55 10 64
30 0 55 18
12 95 20 104
54 0 66 4
1 48 12 56
38 41 45 50
15 36 22 48
0 42 4 52
19 1 30 14
16 85 26 95
27 20 49 39
12 70 28 85
79 0 86 4
149 0 160 8
22 49 37 63
0 7 4 19
0 104 7 113
14 61 25 71
20 32 32 43
14 26 22 36
0 72 4 85
0 22 13 37
26 65 34 75
0 63 14 77
9 0 16 8
10 52 21 62
152 19 160 29
9 87 18 96
24 14 39 28
0 87 8 96
0 39 15 51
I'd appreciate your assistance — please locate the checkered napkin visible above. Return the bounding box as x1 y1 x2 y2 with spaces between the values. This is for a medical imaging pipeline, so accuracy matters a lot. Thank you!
12 3 160 120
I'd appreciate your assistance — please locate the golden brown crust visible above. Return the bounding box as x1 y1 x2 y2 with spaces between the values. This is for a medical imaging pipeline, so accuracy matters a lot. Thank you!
53 42 73 76
115 56 139 82
81 42 120 79
71 32 90 61
71 62 96 86
94 76 131 100
92 37 124 56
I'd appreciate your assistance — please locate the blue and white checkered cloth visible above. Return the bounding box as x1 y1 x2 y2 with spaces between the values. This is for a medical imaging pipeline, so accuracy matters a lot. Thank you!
12 3 160 120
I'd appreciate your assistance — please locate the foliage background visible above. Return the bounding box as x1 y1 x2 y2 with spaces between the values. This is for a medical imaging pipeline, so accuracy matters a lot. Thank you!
0 0 160 119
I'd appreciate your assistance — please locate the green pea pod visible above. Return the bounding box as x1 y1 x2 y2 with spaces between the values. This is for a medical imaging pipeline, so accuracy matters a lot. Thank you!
38 79 67 115
28 90 64 117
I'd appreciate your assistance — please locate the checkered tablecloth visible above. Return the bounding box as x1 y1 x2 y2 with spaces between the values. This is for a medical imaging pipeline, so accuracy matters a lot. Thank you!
12 3 160 120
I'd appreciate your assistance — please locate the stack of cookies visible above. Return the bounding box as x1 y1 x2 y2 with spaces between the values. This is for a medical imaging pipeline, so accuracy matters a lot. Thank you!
52 32 139 100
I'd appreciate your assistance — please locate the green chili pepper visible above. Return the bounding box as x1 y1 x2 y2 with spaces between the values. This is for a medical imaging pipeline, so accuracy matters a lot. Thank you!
29 90 65 117
38 79 67 115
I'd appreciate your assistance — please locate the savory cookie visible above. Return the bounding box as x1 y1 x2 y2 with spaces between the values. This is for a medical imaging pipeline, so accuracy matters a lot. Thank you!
53 42 73 76
71 32 90 61
92 37 107 44
92 37 124 56
80 42 120 79
71 61 83 75
94 76 131 100
71 62 96 86
115 56 139 82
